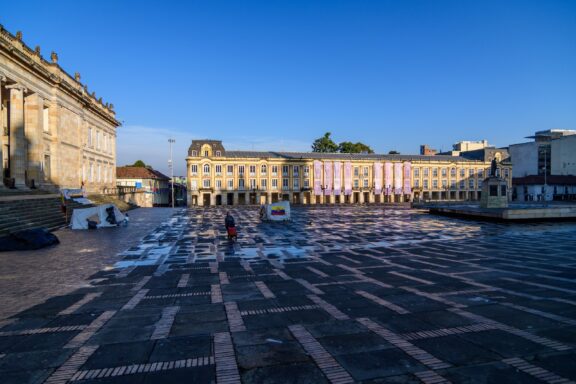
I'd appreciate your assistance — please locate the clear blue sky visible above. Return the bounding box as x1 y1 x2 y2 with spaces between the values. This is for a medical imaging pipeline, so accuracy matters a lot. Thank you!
3 0 575 175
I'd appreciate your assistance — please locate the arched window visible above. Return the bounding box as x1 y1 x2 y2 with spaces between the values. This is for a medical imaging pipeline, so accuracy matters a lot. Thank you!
216 151 221 157
203 164 210 174
191 150 197 156
261 165 267 174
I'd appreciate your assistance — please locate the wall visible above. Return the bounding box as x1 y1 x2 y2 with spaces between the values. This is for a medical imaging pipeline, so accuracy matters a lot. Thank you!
551 135 576 176
509 142 538 177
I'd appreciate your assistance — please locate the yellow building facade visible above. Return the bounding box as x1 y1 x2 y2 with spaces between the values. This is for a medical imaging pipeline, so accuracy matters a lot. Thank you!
186 140 512 206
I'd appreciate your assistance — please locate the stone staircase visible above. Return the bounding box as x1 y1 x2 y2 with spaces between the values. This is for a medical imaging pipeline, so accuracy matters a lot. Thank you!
0 196 91 237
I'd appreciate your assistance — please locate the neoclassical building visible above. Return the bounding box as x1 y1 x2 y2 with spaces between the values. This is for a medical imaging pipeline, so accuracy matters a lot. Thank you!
0 26 120 193
186 140 512 206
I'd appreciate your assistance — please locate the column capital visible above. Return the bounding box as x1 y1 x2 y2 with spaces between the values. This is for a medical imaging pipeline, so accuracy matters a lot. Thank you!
6 83 27 93
0 72 6 82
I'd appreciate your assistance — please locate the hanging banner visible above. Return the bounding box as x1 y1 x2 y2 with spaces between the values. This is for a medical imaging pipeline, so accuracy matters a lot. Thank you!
384 162 393 195
324 162 333 195
333 162 342 195
344 162 352 195
313 160 322 196
394 163 403 195
403 162 412 195
374 162 383 195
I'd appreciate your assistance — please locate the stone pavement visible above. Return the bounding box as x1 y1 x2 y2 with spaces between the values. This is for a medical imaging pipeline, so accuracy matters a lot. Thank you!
1 206 576 384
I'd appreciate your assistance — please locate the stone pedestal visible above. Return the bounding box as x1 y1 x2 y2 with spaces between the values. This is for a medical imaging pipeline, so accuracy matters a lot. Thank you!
480 176 509 209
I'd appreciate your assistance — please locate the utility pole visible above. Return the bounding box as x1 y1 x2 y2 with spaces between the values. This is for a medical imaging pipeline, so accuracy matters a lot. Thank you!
544 146 548 203
169 138 175 208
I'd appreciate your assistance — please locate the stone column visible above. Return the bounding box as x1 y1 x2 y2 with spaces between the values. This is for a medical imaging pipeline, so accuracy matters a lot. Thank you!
24 93 43 187
233 192 239 206
7 84 27 188
0 74 4 188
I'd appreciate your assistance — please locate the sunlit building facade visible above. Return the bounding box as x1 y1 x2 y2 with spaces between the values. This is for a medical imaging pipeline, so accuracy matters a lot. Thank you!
186 140 512 206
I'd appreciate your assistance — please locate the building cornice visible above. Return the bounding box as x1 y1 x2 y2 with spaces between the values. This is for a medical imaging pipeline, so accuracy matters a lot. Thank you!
0 25 120 128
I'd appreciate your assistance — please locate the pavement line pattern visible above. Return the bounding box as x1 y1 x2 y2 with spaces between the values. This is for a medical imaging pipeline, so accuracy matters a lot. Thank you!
288 324 354 384
240 305 320 316
241 260 254 273
143 291 211 299
275 269 291 280
502 278 576 294
219 272 230 285
400 324 498 340
414 370 452 384
70 356 215 381
65 310 116 348
121 289 150 310
357 274 394 288
58 292 102 315
400 286 466 308
214 332 241 384
151 306 180 340
44 345 98 384
357 318 451 370
177 273 190 288
501 302 576 326
296 278 324 295
449 308 572 351
224 301 246 332
131 276 151 291
335 255 362 264
355 290 410 314
255 281 276 298
502 357 576 384
306 266 329 278
307 295 350 320
211 284 223 304
388 271 434 285
0 325 87 336
209 262 218 274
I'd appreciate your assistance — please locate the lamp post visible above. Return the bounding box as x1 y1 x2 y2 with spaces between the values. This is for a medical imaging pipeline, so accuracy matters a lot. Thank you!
168 138 175 208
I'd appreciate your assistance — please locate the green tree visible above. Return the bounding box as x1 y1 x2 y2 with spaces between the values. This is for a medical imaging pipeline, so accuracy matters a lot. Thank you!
338 141 374 154
311 132 338 153
132 160 147 167
388 150 400 155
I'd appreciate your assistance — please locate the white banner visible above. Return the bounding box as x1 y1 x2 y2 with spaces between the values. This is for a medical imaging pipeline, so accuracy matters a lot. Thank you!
334 162 342 195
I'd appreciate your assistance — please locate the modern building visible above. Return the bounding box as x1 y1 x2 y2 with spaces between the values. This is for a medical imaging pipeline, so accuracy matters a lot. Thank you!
0 26 120 193
509 130 576 201
186 140 512 206
419 144 437 156
116 167 170 207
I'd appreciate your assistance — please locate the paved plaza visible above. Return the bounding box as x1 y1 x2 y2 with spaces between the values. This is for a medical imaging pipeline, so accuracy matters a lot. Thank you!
1 206 576 384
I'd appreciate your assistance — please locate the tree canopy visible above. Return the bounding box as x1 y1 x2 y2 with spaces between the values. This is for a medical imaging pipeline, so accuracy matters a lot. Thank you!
312 132 374 154
311 132 339 153
131 160 151 168
388 150 400 155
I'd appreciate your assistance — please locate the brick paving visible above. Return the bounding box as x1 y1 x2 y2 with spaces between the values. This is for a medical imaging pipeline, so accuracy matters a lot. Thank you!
1 206 576 383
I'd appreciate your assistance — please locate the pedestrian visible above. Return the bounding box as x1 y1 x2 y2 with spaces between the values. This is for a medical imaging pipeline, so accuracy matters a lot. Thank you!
225 212 237 241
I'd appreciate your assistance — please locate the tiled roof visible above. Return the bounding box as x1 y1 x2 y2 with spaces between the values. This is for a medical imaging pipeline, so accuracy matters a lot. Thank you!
220 150 479 162
116 166 170 180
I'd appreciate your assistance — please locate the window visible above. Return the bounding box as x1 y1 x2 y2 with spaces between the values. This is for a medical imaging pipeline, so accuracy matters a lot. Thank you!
191 150 197 156
441 168 447 177
203 179 210 188
261 165 267 175
97 164 101 182
43 107 50 132
433 168 438 177
423 179 429 189
423 168 429 177
238 179 245 189
490 185 498 196
249 165 256 176
354 179 359 188
501 185 507 196
442 179 447 188
88 127 92 147
363 179 368 188
293 165 299 176
414 179 420 187
226 165 233 175
261 179 267 189
272 179 278 190
450 168 456 177
304 179 310 188
191 180 198 190
227 179 233 189
103 167 107 183
303 166 310 176
250 179 256 189
282 165 289 176
460 168 465 177
354 167 359 177
432 180 438 189
504 169 509 178
460 180 465 189
97 131 101 149
293 179 300 189
469 169 475 177
203 164 210 174
204 150 209 157
478 169 484 179
414 168 420 177
282 178 289 189
469 179 475 189
215 151 221 156
451 181 456 189
216 179 222 189
363 167 369 177
478 179 483 188
215 165 222 175
190 165 198 175
238 165 245 175
272 165 278 176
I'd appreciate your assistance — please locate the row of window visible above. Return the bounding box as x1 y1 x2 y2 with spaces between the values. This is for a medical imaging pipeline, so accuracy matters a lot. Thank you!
191 150 222 157
87 127 113 154
414 179 485 189
83 162 114 183
413 167 510 179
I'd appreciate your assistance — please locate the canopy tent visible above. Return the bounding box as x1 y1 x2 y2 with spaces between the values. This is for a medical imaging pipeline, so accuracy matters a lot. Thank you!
262 201 291 221
71 204 125 230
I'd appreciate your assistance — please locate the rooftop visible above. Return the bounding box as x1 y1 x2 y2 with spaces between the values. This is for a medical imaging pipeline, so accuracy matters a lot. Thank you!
116 166 170 180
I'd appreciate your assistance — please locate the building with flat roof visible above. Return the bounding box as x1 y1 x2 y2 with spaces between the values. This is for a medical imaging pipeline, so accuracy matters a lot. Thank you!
186 140 512 206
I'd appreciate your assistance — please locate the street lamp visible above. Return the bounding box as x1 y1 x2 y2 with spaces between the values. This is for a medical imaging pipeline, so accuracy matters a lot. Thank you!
168 138 175 208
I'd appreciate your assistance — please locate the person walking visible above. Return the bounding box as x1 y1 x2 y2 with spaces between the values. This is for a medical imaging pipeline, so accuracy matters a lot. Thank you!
224 212 237 241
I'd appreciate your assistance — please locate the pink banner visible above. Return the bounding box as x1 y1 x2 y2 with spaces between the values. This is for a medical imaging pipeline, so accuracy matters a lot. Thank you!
344 162 352 195
403 162 411 194
374 162 383 195
333 162 342 195
384 162 393 195
324 162 332 195
314 160 322 196
394 163 403 195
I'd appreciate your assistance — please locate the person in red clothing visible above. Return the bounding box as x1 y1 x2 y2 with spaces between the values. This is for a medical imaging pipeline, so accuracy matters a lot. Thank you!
224 212 237 241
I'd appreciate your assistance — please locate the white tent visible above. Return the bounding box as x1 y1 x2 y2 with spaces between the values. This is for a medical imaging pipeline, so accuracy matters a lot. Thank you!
70 204 125 230
263 201 291 221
